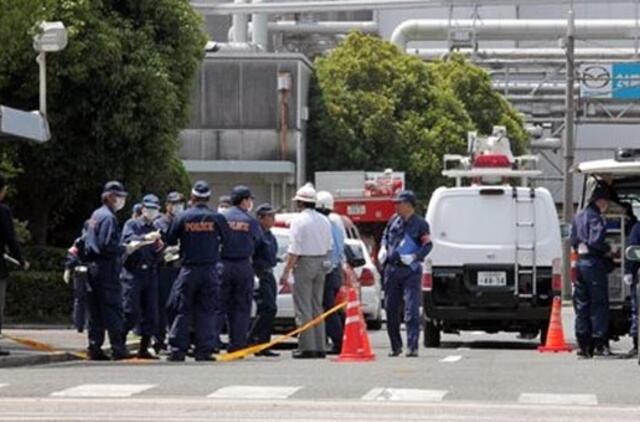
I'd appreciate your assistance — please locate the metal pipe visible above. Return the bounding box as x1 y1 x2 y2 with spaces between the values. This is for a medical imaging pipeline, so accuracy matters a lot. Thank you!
233 0 249 43
251 0 268 48
230 21 378 40
391 19 640 50
192 0 640 15
412 47 640 60
37 52 46 116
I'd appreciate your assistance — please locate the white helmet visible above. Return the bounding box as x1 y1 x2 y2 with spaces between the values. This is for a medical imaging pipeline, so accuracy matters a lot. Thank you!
316 190 334 211
293 182 317 203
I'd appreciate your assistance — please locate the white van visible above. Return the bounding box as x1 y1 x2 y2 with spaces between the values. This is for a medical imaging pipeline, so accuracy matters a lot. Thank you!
422 127 563 347
575 149 640 341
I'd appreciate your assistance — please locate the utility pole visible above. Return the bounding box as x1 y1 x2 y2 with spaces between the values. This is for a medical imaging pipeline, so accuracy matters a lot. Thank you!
561 7 576 299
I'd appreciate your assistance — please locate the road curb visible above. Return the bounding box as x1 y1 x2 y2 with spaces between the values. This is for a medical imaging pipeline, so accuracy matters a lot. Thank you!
0 351 81 368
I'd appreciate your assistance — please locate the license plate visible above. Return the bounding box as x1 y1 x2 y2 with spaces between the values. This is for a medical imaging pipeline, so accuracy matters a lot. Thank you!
347 204 366 216
477 271 507 287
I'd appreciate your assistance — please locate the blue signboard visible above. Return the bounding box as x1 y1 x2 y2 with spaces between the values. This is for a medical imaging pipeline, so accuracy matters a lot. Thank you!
581 62 640 100
612 62 640 99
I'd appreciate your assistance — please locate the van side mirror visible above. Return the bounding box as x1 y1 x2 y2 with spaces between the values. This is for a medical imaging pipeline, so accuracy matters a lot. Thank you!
559 223 572 240
626 246 640 262
344 244 366 268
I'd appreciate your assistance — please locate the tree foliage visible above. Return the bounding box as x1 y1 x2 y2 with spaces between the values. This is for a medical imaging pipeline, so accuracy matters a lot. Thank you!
308 33 528 203
0 0 205 244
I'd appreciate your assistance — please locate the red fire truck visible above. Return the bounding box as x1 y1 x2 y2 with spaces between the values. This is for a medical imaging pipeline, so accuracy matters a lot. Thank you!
315 169 405 261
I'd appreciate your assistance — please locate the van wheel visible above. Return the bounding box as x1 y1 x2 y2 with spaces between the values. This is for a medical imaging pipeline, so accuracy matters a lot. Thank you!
540 322 550 345
424 320 441 348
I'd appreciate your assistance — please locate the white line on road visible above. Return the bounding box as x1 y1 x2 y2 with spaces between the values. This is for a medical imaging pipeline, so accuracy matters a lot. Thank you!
50 384 156 398
208 385 301 400
440 355 463 363
361 388 448 402
518 393 598 406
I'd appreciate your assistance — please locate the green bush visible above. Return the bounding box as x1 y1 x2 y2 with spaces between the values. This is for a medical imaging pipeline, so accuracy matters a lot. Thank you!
5 271 72 324
22 246 67 272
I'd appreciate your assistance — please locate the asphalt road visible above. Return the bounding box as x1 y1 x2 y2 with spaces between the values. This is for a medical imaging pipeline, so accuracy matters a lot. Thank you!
0 316 639 421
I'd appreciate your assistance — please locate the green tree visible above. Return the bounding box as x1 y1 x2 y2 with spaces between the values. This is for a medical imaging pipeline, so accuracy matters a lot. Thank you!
428 53 528 154
308 33 528 202
0 0 205 244
308 32 473 201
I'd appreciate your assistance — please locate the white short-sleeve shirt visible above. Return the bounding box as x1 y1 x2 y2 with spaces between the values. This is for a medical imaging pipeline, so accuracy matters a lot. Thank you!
288 209 332 256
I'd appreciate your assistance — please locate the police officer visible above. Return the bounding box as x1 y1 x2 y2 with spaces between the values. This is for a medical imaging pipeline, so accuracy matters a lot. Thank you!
165 181 227 361
153 191 185 353
624 213 640 358
571 186 613 358
248 203 279 356
380 190 432 357
316 191 345 354
218 185 262 353
84 181 131 361
121 194 163 360
64 221 89 333
131 203 143 220
218 195 232 213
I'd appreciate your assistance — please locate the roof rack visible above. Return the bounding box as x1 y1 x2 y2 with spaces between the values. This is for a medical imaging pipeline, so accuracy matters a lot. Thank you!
442 127 542 187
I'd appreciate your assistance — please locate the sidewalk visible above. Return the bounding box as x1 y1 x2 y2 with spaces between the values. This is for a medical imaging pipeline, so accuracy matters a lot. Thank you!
0 328 140 368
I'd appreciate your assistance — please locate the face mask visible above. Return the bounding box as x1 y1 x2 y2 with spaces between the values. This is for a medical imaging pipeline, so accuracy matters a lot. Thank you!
144 208 159 221
217 207 226 214
247 200 254 213
172 204 184 214
114 197 126 212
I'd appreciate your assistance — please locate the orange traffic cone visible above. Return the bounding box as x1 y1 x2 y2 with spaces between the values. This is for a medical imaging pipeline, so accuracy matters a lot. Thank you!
538 296 573 353
336 287 375 362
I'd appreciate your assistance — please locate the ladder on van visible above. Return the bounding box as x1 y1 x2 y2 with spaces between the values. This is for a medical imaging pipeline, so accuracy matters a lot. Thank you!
512 187 537 298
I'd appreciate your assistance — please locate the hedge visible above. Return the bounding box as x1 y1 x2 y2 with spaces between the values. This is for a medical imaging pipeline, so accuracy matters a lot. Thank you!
5 270 72 324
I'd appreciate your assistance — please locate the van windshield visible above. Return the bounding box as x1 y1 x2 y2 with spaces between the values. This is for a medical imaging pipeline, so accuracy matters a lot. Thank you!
433 195 516 245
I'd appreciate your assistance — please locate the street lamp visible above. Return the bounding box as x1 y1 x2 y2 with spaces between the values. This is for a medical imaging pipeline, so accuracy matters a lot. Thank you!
32 21 68 116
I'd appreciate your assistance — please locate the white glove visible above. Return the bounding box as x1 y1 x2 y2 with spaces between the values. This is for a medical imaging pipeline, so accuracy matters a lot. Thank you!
63 269 71 284
125 242 140 255
377 246 388 265
143 231 161 242
400 254 416 266
624 274 634 286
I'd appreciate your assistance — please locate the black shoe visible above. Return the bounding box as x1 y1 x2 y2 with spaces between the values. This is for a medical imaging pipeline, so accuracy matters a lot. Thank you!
593 346 616 358
0 349 10 357
576 348 593 359
167 353 185 362
136 350 160 360
256 350 280 357
313 351 326 359
406 350 419 358
87 350 110 361
326 347 341 356
195 354 216 362
388 350 402 357
292 350 316 359
111 351 133 361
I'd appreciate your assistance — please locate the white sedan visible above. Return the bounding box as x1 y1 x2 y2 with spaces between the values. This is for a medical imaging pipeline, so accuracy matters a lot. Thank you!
345 238 383 330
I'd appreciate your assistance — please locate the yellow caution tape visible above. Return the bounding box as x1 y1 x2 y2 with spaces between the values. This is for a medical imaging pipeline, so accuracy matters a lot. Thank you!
216 301 347 362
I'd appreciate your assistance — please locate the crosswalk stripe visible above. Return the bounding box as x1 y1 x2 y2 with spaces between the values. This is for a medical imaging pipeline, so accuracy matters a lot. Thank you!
440 355 462 363
208 385 301 400
50 384 156 398
361 388 448 402
518 393 598 406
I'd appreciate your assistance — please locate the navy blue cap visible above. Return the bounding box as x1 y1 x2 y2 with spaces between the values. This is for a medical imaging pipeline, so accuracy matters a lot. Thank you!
142 194 160 209
103 181 127 197
132 203 143 214
256 203 277 217
166 191 185 203
394 190 416 206
590 185 610 203
230 185 254 205
191 180 211 199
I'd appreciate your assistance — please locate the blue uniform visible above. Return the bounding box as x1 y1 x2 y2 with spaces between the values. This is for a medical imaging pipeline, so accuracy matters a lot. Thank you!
83 205 128 356
382 213 432 353
323 216 346 351
165 203 227 358
248 229 279 345
571 203 611 351
120 217 160 338
218 206 262 352
154 213 180 347
625 222 640 338
65 236 88 333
